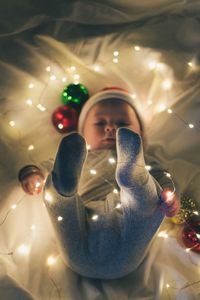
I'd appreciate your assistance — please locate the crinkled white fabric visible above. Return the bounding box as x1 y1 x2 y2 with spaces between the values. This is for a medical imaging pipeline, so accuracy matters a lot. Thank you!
0 0 200 299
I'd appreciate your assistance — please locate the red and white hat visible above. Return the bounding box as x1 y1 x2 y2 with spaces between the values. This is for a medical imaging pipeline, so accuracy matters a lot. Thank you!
78 87 144 134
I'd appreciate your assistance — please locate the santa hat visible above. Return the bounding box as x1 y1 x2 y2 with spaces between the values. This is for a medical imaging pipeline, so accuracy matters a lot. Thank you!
78 87 144 134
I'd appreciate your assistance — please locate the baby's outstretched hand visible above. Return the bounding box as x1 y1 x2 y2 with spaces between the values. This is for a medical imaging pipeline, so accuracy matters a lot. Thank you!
21 173 45 195
160 188 180 217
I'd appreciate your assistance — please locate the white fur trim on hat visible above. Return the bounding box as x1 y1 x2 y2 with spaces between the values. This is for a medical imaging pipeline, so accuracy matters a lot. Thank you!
78 89 143 133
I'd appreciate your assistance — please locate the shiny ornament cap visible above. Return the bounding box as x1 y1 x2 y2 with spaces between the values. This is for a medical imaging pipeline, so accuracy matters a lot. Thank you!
78 87 144 133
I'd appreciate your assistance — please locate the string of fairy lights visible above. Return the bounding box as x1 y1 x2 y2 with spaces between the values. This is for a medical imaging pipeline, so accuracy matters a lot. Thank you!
0 44 200 298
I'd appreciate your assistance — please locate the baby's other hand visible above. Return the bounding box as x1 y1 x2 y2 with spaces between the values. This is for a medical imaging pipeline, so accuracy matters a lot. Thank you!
160 188 180 217
21 173 45 195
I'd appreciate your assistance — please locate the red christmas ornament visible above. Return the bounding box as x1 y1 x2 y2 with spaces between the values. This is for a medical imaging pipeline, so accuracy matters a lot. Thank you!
182 215 200 253
52 105 78 133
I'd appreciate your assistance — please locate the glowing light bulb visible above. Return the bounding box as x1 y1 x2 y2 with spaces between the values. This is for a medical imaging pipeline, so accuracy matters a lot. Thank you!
131 94 137 99
58 123 64 129
185 248 191 252
113 51 119 57
57 216 63 222
46 66 51 72
47 255 57 266
28 83 34 89
113 58 118 63
50 75 56 81
115 203 122 209
26 99 33 106
158 231 168 238
91 214 99 221
162 79 172 90
113 189 119 194
157 103 167 112
70 66 76 71
86 144 91 150
134 46 141 51
11 204 17 210
166 284 170 288
44 192 53 203
187 61 193 67
165 172 171 178
9 121 15 127
167 108 173 114
145 165 152 171
108 157 116 164
90 169 97 175
62 77 67 82
193 211 199 215
37 104 46 112
147 100 153 105
30 225 36 231
28 145 34 151
188 123 194 128
148 61 157 70
17 244 30 255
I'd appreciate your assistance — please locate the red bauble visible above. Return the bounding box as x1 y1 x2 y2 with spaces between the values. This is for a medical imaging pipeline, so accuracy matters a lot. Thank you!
52 105 78 133
182 215 200 253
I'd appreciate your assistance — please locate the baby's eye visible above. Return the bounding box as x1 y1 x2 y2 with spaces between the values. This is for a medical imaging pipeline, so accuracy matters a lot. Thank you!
116 121 129 127
94 121 106 126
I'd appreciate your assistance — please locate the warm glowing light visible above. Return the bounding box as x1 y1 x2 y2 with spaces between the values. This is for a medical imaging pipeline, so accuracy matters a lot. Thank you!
58 123 64 129
44 192 53 203
11 204 17 210
147 100 153 105
50 75 56 81
17 244 30 255
91 214 99 221
47 255 57 266
37 104 46 112
46 66 51 72
113 189 119 194
57 216 63 222
193 211 199 215
26 99 33 106
162 79 172 90
70 66 76 71
134 46 141 51
90 169 97 175
165 172 171 178
30 225 36 231
113 58 118 63
157 103 167 112
86 144 91 150
145 165 152 171
115 203 122 209
187 61 193 67
113 51 119 57
148 61 157 70
62 77 67 82
158 231 169 238
188 123 194 128
167 108 173 114
93 64 101 72
108 157 116 164
28 145 34 151
131 94 137 99
166 284 170 288
185 248 191 252
28 83 34 89
9 121 15 127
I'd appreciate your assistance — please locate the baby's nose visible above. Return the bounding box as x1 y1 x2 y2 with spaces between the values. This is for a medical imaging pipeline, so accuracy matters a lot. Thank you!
105 123 117 132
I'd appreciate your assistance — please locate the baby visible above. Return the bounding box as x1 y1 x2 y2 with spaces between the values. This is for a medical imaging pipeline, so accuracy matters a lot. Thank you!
42 88 180 279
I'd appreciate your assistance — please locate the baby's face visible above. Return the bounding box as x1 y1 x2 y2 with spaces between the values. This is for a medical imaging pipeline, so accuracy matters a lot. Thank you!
82 99 141 150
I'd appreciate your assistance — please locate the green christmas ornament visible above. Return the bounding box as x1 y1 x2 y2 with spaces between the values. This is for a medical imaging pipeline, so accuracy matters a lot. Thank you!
62 83 89 111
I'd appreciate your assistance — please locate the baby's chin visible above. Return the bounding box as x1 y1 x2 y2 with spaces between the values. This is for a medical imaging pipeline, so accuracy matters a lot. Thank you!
90 143 116 151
